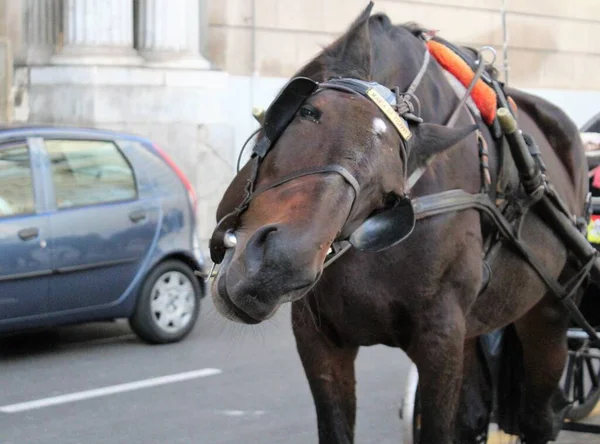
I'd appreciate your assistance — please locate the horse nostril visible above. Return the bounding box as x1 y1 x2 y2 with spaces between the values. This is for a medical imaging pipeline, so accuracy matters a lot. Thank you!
252 225 279 251
256 225 278 244
245 225 280 269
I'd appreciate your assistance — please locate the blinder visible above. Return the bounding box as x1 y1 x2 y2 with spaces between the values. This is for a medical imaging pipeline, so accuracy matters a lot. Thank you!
349 196 416 252
253 77 318 158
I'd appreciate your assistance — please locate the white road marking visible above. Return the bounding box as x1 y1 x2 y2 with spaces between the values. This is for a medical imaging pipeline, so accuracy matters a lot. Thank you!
217 410 265 417
0 368 222 413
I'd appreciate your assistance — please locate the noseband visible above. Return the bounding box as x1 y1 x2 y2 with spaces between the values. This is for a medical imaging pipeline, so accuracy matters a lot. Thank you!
209 51 431 265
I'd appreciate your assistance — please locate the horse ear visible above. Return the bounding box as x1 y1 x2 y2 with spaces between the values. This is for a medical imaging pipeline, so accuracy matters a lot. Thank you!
409 123 478 167
326 2 374 80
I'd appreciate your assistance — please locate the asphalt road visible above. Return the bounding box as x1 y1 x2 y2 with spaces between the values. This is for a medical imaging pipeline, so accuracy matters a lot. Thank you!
1 297 599 444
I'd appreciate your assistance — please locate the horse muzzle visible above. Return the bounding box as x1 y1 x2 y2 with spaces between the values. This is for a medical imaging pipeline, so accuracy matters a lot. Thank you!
211 227 321 324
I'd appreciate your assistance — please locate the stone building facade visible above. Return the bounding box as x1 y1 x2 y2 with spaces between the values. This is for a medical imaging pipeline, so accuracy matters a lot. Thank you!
0 0 599 253
209 0 600 89
0 0 232 250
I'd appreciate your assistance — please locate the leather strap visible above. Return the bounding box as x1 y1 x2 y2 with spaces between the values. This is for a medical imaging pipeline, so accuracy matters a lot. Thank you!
412 190 580 301
253 164 360 201
405 50 430 96
412 188 600 344
210 163 360 264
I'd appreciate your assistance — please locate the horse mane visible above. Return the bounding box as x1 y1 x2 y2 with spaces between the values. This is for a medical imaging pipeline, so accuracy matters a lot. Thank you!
401 21 430 37
292 10 500 84
292 12 424 82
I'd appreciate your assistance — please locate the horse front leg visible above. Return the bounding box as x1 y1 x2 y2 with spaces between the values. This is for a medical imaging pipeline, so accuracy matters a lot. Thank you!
514 294 571 444
455 336 493 443
410 303 467 444
292 302 359 444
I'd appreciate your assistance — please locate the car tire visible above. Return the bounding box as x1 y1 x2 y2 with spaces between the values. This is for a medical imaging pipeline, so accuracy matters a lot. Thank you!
129 260 201 344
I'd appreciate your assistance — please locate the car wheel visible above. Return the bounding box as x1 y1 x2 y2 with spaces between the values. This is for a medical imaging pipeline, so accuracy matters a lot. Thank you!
129 260 201 344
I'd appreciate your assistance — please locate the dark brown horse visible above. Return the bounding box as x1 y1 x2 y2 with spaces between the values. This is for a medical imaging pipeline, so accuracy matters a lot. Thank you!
210 4 587 443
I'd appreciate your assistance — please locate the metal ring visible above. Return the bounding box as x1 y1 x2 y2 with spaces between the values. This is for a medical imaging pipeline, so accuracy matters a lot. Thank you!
224 230 238 248
478 45 497 66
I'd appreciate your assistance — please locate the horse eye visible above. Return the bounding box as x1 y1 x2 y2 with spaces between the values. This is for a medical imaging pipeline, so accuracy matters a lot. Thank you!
299 105 320 122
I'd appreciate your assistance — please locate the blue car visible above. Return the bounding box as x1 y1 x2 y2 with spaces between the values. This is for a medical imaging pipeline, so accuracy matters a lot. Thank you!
0 125 207 344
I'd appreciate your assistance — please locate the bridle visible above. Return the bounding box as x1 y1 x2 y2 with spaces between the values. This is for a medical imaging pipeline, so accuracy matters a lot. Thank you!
209 48 432 267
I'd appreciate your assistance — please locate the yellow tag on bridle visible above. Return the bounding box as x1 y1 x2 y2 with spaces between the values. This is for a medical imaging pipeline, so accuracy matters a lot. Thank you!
366 88 412 141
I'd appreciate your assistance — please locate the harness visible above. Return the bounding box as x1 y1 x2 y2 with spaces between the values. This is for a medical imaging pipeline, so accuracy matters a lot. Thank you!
209 35 600 346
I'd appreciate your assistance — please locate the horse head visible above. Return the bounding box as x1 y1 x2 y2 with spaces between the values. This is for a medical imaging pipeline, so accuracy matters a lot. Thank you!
210 2 475 324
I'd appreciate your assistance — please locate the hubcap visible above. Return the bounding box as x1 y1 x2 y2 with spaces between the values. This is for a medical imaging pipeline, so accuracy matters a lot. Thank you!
150 271 196 333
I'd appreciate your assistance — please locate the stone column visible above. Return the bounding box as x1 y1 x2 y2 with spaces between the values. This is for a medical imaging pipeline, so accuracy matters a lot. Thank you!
14 0 61 65
51 0 142 65
137 0 209 68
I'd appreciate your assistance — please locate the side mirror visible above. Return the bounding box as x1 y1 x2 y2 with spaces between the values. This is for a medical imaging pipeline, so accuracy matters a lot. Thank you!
349 197 415 252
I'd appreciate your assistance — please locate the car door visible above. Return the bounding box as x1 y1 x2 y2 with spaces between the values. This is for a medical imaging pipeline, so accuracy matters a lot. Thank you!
44 138 159 312
0 139 51 321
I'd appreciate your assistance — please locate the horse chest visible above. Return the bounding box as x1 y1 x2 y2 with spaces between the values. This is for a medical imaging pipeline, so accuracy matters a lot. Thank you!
303 280 411 348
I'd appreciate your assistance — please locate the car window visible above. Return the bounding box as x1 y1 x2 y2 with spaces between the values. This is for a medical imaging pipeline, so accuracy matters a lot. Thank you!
0 142 35 217
45 139 136 209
